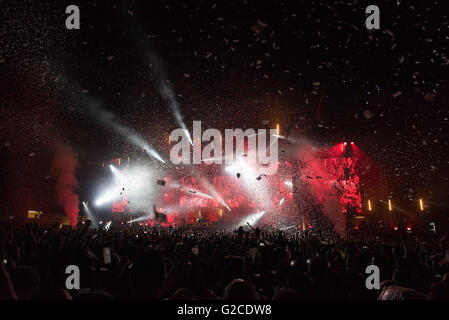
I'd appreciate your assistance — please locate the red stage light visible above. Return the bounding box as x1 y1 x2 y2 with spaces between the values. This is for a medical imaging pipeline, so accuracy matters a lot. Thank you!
344 142 347 146
350 142 354 145
354 226 359 230
406 226 412 231
394 226 398 231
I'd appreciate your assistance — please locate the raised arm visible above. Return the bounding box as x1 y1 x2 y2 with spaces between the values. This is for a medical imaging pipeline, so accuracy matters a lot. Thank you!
0 237 17 300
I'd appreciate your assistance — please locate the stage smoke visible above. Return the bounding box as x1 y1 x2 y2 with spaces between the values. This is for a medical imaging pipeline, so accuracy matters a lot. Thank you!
51 145 79 227
103 165 162 214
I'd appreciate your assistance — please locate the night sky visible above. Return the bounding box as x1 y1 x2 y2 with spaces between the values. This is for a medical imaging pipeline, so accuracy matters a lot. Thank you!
0 0 448 218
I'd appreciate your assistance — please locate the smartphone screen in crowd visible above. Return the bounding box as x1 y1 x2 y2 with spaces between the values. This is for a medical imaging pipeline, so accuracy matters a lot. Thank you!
103 247 112 265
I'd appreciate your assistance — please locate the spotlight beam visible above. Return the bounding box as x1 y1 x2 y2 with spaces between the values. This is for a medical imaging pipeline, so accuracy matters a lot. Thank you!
64 81 165 163
235 211 266 228
82 202 97 226
127 216 152 224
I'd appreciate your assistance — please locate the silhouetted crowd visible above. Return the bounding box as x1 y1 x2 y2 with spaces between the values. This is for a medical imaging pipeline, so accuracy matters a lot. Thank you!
1 221 448 300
